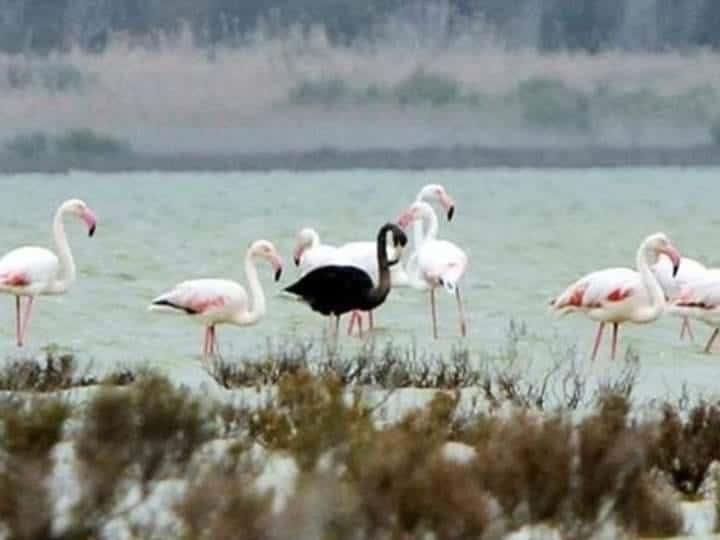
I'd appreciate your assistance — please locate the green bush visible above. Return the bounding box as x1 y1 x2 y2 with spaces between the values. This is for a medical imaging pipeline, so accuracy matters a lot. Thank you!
54 128 131 156
514 77 590 130
5 132 50 158
288 78 351 105
5 61 88 93
393 69 462 106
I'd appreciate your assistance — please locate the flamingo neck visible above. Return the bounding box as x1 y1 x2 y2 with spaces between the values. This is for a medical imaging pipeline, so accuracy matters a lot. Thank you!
412 194 428 249
307 229 321 249
366 227 392 306
50 205 75 293
236 251 265 325
415 204 439 247
635 243 665 322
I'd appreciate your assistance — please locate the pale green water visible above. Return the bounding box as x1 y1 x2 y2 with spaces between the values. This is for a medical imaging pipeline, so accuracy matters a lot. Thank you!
1 168 719 397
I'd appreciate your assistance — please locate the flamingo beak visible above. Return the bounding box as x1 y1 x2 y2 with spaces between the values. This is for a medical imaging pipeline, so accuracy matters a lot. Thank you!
660 245 681 277
81 209 97 237
292 247 303 267
439 193 455 221
272 255 284 281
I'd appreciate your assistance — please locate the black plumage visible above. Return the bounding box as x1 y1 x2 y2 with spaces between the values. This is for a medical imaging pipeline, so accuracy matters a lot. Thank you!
284 223 407 318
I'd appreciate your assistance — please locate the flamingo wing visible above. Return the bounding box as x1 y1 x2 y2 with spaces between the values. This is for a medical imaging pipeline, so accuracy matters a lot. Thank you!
0 246 59 293
285 265 374 316
674 273 720 310
150 279 247 318
652 255 707 300
551 268 639 313
416 239 468 293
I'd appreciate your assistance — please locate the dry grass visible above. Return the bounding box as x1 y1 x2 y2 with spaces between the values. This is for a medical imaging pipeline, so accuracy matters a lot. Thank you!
2 26 720 139
0 349 706 539
0 350 136 392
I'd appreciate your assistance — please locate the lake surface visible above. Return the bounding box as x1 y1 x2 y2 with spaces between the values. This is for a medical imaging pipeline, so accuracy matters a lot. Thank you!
1 168 719 399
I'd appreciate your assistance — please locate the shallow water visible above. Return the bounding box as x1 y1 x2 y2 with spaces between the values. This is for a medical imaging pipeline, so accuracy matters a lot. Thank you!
1 168 719 399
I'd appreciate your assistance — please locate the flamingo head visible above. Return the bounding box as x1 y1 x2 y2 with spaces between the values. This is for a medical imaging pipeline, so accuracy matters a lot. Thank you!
397 201 429 229
418 183 455 221
292 227 318 266
645 233 681 277
251 240 284 281
64 199 97 237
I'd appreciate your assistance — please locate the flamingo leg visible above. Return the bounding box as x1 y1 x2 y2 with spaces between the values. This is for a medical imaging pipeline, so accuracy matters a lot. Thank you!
347 311 357 336
15 296 21 347
368 311 374 331
430 288 438 339
202 326 210 360
611 322 620 361
209 325 217 356
455 286 467 337
19 296 34 347
704 328 719 354
590 322 606 362
684 318 695 342
357 312 364 338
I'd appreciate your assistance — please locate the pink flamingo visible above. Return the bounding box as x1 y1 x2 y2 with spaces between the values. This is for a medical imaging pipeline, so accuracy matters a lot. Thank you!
651 255 707 341
292 184 456 337
149 240 283 361
550 233 681 361
668 269 720 353
0 199 97 347
397 201 468 339
292 227 403 337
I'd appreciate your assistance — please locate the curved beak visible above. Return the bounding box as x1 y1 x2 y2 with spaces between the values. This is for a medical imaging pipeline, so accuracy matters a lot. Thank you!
271 255 284 282
81 208 97 237
292 246 302 267
660 245 681 277
439 192 455 221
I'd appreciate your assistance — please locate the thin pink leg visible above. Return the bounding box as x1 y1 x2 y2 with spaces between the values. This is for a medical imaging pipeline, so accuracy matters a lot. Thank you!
704 328 719 354
455 287 467 337
680 318 687 340
209 326 217 356
202 326 209 359
15 296 21 347
590 322 606 362
368 311 374 331
430 288 438 339
685 318 695 342
357 312 364 338
19 296 34 347
611 322 619 361
347 311 357 336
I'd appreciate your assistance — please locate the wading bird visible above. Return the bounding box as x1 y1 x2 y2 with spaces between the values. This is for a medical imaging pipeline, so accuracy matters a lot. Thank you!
0 198 97 347
397 201 468 339
149 240 283 362
652 254 707 341
667 269 720 353
550 233 681 361
284 223 407 346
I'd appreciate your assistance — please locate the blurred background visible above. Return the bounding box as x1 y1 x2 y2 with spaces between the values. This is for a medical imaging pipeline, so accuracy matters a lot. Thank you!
2 0 720 165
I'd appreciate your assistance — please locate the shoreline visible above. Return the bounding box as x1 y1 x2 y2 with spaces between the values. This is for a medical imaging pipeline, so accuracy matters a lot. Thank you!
3 144 720 174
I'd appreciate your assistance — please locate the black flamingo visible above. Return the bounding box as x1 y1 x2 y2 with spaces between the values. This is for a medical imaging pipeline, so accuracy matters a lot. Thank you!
284 223 407 340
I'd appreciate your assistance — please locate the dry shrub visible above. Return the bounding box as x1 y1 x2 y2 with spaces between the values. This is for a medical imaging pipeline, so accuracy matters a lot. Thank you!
574 393 681 537
0 352 135 392
176 470 272 540
653 401 720 496
0 398 69 540
343 392 491 539
70 375 212 533
472 411 573 525
248 369 374 470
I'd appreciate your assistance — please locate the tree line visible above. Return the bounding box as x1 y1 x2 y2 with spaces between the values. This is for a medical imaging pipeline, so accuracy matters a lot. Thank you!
1 0 720 54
